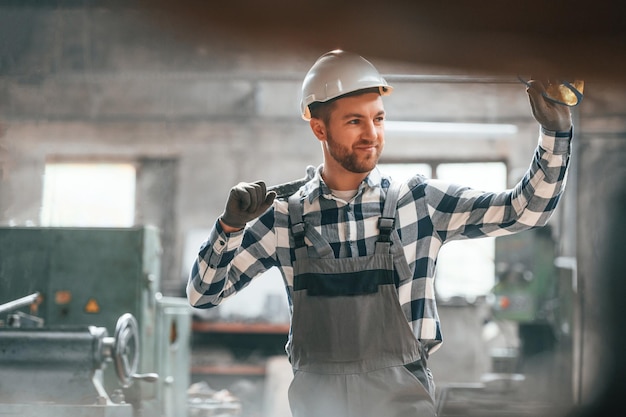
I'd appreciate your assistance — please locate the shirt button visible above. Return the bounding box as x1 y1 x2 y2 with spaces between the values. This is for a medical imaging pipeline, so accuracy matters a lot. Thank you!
218 240 225 246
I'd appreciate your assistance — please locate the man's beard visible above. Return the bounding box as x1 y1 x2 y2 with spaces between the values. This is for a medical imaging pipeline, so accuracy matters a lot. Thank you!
326 131 381 174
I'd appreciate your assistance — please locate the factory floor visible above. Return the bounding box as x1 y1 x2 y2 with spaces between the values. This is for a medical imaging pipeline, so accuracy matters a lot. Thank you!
187 355 289 417
187 300 574 417
188 356 573 417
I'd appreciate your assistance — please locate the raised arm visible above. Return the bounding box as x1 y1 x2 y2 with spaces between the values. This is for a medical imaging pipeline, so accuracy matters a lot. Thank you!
425 80 573 241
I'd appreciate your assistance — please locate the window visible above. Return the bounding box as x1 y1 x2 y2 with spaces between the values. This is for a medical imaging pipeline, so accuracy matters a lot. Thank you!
435 162 507 301
41 162 136 227
379 161 507 301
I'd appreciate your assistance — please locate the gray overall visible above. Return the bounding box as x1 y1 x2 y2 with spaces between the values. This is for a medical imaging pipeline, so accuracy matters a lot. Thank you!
287 182 437 417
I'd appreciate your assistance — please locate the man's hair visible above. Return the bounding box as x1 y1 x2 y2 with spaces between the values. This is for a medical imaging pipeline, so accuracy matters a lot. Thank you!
308 87 381 125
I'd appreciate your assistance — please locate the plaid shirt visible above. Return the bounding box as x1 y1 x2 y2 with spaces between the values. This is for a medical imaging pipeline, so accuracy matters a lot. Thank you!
187 128 572 353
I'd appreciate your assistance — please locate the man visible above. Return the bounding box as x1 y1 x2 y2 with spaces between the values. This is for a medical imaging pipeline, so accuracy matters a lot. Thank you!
187 50 573 416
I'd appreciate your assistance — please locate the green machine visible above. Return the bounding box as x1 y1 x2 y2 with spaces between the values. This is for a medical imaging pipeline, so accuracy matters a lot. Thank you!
489 226 574 365
490 227 558 323
0 226 191 417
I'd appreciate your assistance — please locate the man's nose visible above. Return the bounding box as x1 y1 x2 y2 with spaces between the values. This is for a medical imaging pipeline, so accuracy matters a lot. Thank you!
363 120 379 140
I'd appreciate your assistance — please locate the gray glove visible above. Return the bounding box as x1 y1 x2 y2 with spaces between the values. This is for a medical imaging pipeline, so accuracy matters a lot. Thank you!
220 181 276 229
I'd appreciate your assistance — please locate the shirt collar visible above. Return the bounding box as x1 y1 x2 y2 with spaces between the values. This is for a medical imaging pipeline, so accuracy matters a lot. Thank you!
303 165 386 204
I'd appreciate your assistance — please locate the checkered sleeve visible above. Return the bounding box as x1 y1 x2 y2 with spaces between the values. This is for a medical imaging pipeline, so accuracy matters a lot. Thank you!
186 207 279 308
427 128 571 241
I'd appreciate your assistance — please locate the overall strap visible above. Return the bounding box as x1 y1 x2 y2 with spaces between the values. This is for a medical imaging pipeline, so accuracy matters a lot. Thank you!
376 180 402 254
288 193 334 260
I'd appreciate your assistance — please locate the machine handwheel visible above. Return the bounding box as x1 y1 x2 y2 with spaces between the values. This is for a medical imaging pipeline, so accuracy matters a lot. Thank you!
112 313 140 388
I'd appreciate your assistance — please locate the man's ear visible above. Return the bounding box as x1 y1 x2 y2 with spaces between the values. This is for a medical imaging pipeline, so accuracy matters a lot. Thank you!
310 118 326 142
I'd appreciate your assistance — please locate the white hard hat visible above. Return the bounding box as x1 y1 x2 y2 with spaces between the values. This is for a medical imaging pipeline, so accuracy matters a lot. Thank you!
300 50 393 120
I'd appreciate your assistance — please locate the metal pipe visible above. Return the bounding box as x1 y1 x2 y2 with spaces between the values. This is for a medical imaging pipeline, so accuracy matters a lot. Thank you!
7 71 522 84
0 292 39 315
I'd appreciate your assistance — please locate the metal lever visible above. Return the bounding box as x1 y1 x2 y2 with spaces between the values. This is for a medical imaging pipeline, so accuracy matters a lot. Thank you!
0 292 40 315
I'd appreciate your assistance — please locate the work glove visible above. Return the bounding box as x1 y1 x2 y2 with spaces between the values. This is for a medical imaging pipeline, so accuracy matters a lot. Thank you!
220 181 276 230
525 79 573 132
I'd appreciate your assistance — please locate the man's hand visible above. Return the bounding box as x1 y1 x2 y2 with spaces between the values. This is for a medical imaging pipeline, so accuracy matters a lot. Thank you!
525 80 573 132
220 181 276 231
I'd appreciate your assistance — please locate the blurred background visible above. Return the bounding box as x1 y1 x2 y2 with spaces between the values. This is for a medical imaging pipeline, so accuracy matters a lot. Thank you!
1 1 625 416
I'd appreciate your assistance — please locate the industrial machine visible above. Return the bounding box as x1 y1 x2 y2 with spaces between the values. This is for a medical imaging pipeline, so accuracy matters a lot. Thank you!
0 301 145 417
0 226 191 417
436 227 575 416
488 226 572 359
490 227 557 323
486 226 575 410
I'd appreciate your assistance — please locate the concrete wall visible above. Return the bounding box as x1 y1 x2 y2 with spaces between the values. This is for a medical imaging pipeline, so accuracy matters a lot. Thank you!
0 5 545 294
